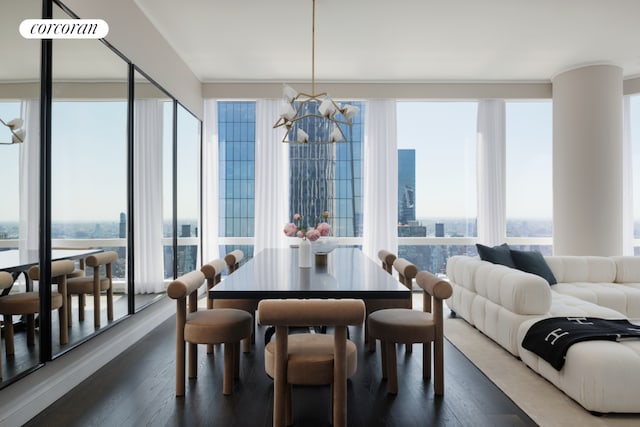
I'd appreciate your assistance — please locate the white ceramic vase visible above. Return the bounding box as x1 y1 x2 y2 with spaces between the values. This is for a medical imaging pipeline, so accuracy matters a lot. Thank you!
299 238 311 268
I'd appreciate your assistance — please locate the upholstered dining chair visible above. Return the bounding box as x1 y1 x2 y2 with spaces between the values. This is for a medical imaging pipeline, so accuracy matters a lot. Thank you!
367 270 452 395
66 251 118 329
167 269 253 396
259 298 365 427
365 253 415 352
201 250 258 353
201 256 257 353
0 260 74 359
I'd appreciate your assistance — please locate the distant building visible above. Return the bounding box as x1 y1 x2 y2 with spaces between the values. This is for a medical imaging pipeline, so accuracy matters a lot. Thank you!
119 212 126 238
435 222 444 237
398 149 416 225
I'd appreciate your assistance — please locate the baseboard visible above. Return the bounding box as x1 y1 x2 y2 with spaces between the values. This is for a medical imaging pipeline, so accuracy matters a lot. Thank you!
0 297 175 427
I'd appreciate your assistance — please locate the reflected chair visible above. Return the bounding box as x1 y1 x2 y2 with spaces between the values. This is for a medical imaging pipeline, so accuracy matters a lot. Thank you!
66 251 118 329
200 250 257 353
167 270 253 396
368 270 452 395
259 299 365 427
0 260 74 359
365 252 414 352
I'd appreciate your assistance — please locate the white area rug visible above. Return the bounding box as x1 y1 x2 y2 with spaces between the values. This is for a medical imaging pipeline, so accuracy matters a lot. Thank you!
444 317 640 427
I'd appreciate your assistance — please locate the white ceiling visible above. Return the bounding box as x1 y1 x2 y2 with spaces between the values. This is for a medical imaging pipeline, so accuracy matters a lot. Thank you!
134 0 640 84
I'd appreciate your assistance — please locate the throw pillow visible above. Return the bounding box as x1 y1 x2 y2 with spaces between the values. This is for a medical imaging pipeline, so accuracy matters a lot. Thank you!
510 249 557 285
476 243 516 268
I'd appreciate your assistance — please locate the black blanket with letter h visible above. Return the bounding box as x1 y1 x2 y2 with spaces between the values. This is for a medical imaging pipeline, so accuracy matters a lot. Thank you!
521 317 640 370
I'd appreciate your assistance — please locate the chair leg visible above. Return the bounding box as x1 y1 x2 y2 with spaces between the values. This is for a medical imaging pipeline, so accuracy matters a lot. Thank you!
93 290 101 328
176 339 185 397
434 337 444 395
67 295 73 327
385 341 398 394
78 294 85 321
406 343 413 353
423 341 432 379
107 287 114 321
188 342 197 379
3 315 14 356
26 314 35 347
223 341 234 395
207 343 213 354
380 339 387 379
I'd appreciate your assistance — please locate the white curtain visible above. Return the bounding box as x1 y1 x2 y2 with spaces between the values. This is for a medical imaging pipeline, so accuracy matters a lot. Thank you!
254 99 290 255
133 99 165 294
363 100 398 261
19 99 40 255
622 95 634 255
476 99 506 246
202 99 220 262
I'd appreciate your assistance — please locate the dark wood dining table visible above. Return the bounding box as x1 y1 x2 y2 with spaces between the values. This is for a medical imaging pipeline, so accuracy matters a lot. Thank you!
0 248 103 293
209 247 410 301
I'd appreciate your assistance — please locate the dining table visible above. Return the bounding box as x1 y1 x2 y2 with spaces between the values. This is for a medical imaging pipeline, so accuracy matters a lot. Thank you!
0 248 103 294
209 247 410 301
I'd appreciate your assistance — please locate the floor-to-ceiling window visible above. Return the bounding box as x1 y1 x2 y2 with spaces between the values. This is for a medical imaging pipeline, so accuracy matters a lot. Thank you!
396 101 478 273
630 94 640 253
218 101 256 257
505 101 553 254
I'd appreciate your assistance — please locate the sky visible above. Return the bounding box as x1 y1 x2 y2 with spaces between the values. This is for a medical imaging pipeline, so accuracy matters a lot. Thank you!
397 100 553 220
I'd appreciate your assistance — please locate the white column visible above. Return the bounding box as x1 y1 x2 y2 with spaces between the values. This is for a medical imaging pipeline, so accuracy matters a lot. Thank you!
552 65 623 256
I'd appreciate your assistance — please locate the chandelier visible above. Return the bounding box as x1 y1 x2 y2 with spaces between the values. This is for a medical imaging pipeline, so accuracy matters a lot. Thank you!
0 117 25 145
273 0 359 144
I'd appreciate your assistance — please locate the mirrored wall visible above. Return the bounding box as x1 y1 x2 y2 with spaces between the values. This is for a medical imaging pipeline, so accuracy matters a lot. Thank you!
0 0 42 383
0 0 202 386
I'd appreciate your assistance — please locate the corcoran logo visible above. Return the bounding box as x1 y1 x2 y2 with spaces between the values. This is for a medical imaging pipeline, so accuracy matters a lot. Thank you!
19 19 109 39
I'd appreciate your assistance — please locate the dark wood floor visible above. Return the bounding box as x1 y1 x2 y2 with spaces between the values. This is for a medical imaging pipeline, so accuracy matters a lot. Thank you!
0 293 163 383
25 313 537 427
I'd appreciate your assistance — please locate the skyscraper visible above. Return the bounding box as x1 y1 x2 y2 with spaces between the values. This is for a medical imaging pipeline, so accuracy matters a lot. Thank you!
398 149 416 225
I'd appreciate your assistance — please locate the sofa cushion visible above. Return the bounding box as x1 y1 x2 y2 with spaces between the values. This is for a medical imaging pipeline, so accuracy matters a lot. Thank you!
510 249 557 285
476 243 516 268
611 256 640 283
544 256 616 283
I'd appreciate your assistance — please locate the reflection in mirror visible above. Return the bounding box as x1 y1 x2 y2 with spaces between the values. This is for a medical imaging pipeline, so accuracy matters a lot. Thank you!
176 105 201 276
50 3 129 354
133 69 173 311
0 0 42 385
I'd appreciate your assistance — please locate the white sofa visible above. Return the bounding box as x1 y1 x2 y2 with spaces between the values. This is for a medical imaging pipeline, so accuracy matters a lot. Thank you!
446 254 640 414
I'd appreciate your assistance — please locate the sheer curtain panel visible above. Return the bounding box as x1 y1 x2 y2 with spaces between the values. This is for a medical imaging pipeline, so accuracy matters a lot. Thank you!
133 100 165 293
363 100 398 261
19 99 40 256
623 96 634 255
476 99 506 246
254 99 290 255
202 99 220 262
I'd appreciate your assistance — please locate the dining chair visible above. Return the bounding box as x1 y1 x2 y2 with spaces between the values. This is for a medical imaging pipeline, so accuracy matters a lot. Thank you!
259 298 365 427
167 269 253 396
208 250 257 352
367 270 452 395
365 252 415 352
0 260 74 359
66 251 118 329
201 256 257 353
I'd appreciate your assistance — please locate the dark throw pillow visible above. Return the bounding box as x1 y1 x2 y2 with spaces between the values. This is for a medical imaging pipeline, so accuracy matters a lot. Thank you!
510 249 557 285
476 243 516 268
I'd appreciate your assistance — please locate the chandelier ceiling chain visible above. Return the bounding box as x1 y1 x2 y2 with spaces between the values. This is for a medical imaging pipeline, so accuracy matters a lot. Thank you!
273 0 359 144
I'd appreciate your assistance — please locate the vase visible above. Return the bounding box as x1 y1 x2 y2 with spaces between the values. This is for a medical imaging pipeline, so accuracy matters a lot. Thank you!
299 238 311 268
